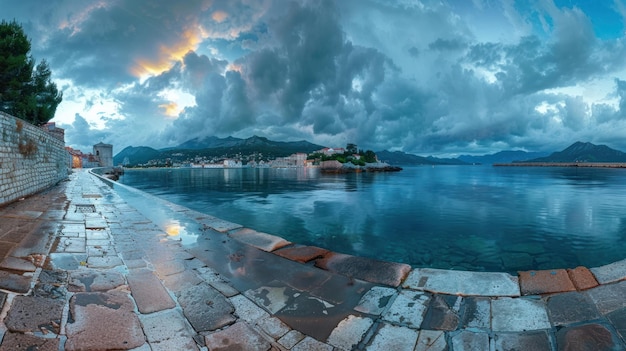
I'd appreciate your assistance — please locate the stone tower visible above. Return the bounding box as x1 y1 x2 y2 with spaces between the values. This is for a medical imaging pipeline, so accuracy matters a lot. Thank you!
93 142 113 167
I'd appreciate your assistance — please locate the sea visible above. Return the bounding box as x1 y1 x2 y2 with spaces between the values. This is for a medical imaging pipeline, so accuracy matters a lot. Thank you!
117 165 626 273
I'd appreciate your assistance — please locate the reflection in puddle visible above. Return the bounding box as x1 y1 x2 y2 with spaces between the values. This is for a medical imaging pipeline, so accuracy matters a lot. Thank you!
163 219 198 245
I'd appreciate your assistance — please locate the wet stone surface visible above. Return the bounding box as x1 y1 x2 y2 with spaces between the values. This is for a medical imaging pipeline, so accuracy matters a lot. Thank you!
459 296 491 330
127 268 176 313
1 169 626 351
0 332 59 351
547 291 602 326
518 269 576 295
177 283 236 332
65 291 146 351
315 252 411 287
420 294 461 331
586 281 626 315
555 323 625 351
4 296 64 333
0 270 32 293
204 321 271 351
493 331 552 351
366 323 419 351
68 269 125 292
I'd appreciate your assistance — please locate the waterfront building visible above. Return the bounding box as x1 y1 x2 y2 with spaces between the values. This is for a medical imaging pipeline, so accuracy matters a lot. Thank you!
93 142 113 167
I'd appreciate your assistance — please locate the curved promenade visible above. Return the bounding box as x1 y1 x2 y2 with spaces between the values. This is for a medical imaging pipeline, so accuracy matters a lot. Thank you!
0 169 624 350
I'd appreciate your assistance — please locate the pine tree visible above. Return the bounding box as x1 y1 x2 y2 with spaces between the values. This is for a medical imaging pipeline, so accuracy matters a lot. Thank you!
0 20 62 125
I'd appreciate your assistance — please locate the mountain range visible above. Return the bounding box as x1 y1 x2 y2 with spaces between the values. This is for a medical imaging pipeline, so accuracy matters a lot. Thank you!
113 137 626 167
114 135 325 166
522 141 626 163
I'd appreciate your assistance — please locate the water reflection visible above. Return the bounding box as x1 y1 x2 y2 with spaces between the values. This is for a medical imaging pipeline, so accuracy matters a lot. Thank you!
119 166 626 272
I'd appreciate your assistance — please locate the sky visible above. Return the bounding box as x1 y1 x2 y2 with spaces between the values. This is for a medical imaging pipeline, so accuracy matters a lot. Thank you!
3 0 626 157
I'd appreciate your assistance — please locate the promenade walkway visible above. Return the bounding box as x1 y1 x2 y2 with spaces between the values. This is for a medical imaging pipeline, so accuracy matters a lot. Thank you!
0 169 624 350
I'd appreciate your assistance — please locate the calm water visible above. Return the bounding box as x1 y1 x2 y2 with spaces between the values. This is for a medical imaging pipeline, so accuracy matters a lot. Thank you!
118 166 626 272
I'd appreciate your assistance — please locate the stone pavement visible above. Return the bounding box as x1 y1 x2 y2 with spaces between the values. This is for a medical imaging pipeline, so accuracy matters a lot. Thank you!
0 168 624 350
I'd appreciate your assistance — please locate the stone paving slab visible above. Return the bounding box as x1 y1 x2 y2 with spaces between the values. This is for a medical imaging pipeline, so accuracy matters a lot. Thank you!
0 270 32 293
205 321 271 351
403 268 521 296
0 256 37 272
229 227 291 252
257 316 291 340
555 323 625 351
0 332 59 351
327 315 374 350
58 237 86 253
292 336 334 351
354 286 397 315
607 308 626 342
177 283 236 332
86 255 123 268
4 295 64 333
493 331 552 351
591 259 626 284
68 269 125 292
275 291 354 342
459 296 491 329
244 282 294 314
518 269 576 295
420 294 461 331
382 290 430 328
139 309 199 351
547 291 602 326
450 330 489 351
415 330 448 351
315 252 411 287
196 214 243 233
65 291 146 351
586 281 626 315
274 245 330 263
491 297 551 332
366 323 419 351
278 330 306 349
568 266 600 290
127 268 176 313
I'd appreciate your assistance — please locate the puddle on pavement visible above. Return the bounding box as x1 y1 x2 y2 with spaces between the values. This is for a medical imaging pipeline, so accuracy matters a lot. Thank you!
98 179 201 245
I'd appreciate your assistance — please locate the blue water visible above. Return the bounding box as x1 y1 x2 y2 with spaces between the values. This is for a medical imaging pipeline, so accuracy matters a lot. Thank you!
117 166 626 272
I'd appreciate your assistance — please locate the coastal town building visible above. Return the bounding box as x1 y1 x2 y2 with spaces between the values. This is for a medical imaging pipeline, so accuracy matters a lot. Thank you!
319 147 345 156
93 142 113 167
270 153 307 168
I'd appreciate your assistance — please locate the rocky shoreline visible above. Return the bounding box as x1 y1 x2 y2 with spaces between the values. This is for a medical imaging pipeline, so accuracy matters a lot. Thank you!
320 160 403 173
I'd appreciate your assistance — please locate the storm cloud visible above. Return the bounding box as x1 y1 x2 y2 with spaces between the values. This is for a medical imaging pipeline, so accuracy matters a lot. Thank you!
3 0 626 156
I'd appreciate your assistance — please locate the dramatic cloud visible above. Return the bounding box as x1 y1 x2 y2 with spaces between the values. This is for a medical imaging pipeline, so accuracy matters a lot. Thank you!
3 0 626 156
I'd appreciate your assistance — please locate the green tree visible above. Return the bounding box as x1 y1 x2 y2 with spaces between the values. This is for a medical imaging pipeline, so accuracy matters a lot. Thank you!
363 150 377 163
346 143 357 155
0 20 62 125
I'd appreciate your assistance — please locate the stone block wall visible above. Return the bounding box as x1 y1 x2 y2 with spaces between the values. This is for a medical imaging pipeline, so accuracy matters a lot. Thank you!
0 111 68 206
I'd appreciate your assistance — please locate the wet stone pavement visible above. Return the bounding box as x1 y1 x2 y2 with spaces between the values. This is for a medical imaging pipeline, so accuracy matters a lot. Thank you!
0 169 623 350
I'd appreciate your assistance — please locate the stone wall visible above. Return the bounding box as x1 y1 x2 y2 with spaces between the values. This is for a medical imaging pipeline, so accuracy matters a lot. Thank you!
0 111 68 206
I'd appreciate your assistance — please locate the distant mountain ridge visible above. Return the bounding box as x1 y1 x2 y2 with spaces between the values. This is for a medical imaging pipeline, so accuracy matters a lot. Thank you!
375 150 468 165
525 141 626 163
113 135 325 166
113 138 626 167
458 150 550 165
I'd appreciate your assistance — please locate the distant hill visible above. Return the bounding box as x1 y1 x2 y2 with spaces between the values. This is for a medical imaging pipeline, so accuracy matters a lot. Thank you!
458 150 550 165
376 150 468 165
175 136 242 150
525 141 626 163
113 146 161 166
113 135 325 166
